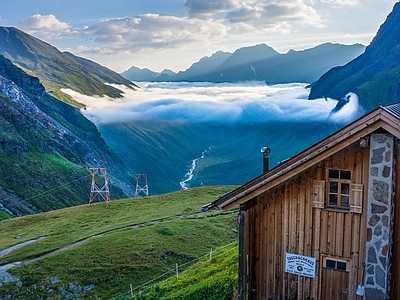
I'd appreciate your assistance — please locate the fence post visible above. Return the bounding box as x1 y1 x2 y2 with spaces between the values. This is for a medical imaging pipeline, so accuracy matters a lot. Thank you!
176 263 179 280
210 248 213 261
130 284 133 297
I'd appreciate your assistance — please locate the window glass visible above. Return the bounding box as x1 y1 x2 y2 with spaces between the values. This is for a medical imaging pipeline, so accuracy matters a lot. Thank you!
340 170 351 180
329 169 339 179
329 194 338 206
326 259 336 269
341 195 350 207
337 261 347 271
341 183 350 195
330 182 338 193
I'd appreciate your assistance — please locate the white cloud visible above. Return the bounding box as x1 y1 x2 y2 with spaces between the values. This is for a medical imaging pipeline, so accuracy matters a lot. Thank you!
17 14 81 38
319 0 359 5
82 14 228 54
60 1 326 61
60 82 360 125
18 14 70 31
226 0 325 30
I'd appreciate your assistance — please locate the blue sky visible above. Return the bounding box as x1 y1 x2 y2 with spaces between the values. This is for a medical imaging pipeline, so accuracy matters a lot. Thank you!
0 0 398 73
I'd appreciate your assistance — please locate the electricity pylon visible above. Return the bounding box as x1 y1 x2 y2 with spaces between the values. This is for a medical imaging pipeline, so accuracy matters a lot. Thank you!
134 174 149 197
88 167 110 204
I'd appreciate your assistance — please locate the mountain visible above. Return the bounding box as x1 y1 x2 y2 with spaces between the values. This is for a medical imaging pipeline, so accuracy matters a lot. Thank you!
121 66 176 81
0 26 134 106
62 51 136 88
122 42 364 84
178 44 280 82
308 2 400 112
155 50 232 81
0 54 133 216
181 43 364 83
259 43 365 84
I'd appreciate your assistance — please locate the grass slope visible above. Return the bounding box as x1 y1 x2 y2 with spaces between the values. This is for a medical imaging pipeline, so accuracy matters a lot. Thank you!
132 243 238 300
0 186 238 299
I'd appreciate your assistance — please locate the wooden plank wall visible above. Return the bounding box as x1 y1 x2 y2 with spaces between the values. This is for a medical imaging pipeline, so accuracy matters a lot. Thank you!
244 142 369 300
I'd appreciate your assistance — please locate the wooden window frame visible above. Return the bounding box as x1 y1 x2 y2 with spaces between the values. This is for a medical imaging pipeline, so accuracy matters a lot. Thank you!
313 171 363 214
322 255 351 272
326 169 351 211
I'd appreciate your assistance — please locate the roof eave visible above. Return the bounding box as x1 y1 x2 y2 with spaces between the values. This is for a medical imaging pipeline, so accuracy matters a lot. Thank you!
215 107 398 210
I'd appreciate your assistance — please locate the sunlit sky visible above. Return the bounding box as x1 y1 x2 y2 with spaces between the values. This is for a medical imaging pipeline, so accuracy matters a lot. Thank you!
0 0 398 73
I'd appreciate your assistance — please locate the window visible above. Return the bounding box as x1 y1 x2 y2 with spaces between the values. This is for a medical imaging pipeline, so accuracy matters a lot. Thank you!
322 256 350 272
327 169 351 210
312 173 363 213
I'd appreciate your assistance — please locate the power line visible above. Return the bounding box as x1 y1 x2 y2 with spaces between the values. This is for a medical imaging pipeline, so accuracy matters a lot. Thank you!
23 175 88 202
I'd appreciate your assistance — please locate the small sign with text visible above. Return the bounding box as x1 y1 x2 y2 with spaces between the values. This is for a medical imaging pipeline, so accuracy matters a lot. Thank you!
285 252 316 278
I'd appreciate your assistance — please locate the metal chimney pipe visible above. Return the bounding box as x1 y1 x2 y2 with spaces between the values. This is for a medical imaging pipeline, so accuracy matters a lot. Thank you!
260 147 271 173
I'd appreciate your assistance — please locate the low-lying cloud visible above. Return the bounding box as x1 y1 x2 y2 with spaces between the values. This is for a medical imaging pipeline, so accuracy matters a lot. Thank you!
62 82 360 125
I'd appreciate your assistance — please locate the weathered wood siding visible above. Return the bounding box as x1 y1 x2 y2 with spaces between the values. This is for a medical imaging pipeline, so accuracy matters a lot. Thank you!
243 142 369 300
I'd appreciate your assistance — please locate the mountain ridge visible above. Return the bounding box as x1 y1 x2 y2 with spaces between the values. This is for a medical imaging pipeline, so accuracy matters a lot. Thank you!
121 42 365 84
0 26 135 106
308 2 400 111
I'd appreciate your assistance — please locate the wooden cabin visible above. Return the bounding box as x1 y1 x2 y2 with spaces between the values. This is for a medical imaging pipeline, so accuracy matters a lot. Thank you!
205 103 400 300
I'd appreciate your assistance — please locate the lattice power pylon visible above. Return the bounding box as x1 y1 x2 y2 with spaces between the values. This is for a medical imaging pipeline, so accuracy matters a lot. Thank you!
88 167 110 204
134 174 149 197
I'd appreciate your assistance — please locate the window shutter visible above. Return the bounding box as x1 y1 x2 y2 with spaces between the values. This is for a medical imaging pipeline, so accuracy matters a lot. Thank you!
313 180 325 209
350 183 363 213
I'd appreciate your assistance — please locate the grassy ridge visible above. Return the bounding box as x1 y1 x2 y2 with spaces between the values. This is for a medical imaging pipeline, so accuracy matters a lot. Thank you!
0 186 239 299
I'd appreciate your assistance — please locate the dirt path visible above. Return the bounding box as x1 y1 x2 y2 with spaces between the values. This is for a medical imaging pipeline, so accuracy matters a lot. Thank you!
0 236 47 259
0 211 221 271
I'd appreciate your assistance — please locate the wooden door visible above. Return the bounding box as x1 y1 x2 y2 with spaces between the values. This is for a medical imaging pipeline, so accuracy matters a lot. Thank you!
321 257 350 300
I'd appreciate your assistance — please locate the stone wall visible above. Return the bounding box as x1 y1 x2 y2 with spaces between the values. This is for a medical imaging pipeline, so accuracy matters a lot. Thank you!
365 133 394 299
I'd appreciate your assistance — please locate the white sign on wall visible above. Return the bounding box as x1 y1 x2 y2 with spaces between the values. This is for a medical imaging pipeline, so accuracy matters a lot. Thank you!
285 252 316 278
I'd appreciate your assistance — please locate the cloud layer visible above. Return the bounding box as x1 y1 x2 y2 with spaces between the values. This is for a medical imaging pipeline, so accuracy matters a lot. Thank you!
61 82 359 125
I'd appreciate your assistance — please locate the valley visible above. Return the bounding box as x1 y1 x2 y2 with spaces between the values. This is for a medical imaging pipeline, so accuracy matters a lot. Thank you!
79 82 351 195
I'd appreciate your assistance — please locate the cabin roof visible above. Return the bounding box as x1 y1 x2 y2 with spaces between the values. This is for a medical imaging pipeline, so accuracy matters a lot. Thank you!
207 103 400 210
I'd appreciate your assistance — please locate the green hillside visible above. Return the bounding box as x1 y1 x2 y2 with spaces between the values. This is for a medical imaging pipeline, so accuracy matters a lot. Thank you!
0 186 239 299
131 242 238 300
0 54 132 216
